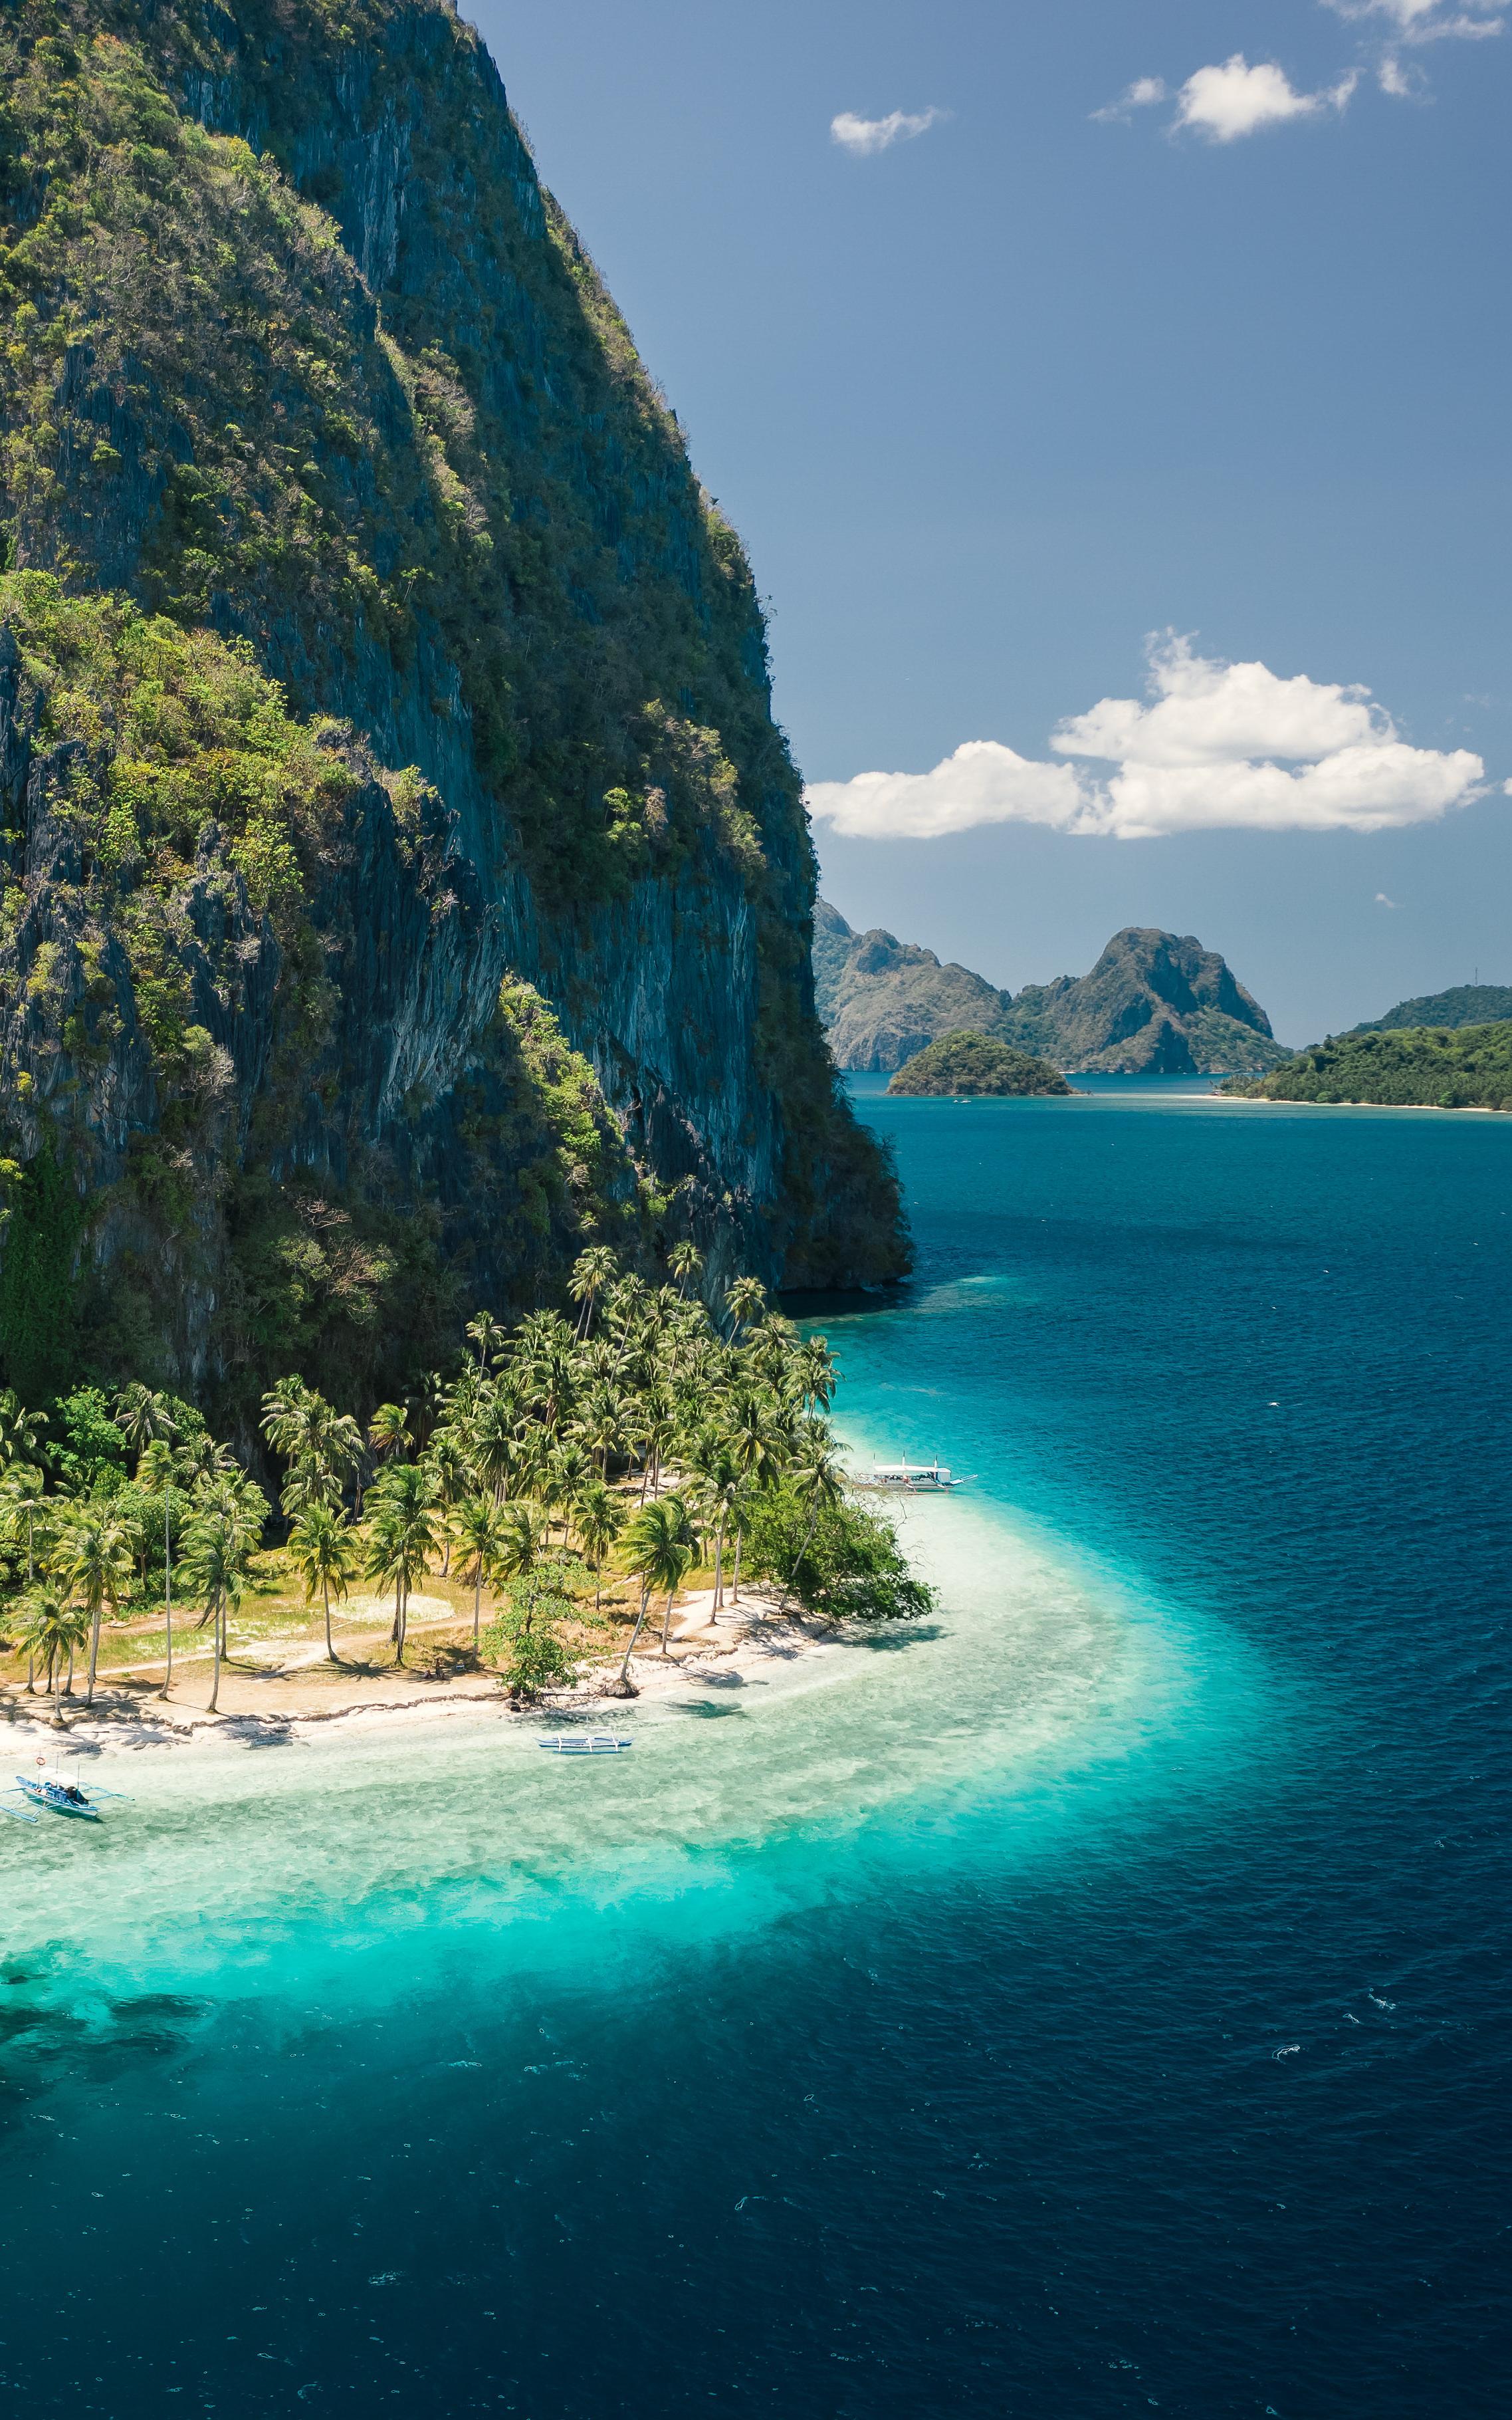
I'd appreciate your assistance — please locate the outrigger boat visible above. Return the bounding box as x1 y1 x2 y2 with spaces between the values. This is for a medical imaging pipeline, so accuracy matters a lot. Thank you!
1 1759 130 1824
537 1733 634 1756
859 1457 972 1494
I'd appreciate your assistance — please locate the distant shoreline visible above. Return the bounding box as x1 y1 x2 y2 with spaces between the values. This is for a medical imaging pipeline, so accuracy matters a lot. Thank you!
1212 1091 1501 1115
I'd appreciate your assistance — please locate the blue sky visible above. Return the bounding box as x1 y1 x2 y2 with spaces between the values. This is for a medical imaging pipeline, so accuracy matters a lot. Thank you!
472 1 1510 1040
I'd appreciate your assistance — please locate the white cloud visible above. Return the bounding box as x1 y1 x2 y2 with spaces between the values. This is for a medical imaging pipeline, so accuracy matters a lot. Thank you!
1376 892 1400 906
1174 54 1358 140
1092 76 1167 123
830 107 944 157
1325 0 1503 42
804 636 1487 844
806 745 1085 840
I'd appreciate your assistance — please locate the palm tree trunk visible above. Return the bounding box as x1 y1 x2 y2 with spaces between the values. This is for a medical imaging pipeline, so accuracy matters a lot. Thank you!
395 1580 407 1667
207 1597 222 1713
779 1504 821 1616
160 1502 173 1699
85 1606 102 1707
25 1648 35 1695
731 1529 742 1606
323 1574 334 1662
65 1642 75 1696
473 1569 483 1653
708 1516 726 1623
660 1584 680 1656
617 1581 651 1689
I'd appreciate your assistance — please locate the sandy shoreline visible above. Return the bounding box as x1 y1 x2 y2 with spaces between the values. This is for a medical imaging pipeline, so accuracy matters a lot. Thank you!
1212 1090 1500 1114
0 1584 838 1755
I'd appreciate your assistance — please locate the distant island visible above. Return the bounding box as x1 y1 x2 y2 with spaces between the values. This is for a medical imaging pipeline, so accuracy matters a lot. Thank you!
1343 984 1512 1036
886 1033 1074 1097
814 908 1291 1077
1223 1021 1512 1111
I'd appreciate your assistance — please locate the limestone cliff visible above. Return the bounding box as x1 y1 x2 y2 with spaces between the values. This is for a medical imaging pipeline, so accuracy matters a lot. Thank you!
811 902 1012 1072
815 905 1289 1078
0 0 907 1415
999 930 1291 1076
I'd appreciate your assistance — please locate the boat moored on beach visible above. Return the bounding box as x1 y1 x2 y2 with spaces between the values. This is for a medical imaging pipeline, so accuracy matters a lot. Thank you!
856 1459 971 1494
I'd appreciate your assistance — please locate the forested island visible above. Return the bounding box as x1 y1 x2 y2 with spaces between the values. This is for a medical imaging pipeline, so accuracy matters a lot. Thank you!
1222 1023 1512 1110
887 1033 1073 1097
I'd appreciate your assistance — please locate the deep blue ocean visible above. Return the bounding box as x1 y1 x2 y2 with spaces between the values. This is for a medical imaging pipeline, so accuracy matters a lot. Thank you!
3 1082 1509 2417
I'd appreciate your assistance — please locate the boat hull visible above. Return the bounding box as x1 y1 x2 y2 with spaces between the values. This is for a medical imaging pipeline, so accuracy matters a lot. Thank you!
17 1778 100 1820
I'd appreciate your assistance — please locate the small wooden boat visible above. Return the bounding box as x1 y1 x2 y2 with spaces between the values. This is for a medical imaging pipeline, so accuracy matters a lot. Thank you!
537 1733 634 1756
5 1763 130 1822
858 1458 971 1494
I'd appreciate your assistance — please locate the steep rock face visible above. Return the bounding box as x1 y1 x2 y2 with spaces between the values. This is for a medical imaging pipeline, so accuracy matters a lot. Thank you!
0 0 907 1404
813 900 1012 1072
998 929 1289 1076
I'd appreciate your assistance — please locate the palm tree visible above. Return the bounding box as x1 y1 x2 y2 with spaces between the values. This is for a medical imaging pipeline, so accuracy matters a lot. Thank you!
15 1592 89 1720
288 1502 360 1661
617 1493 697 1682
0 1389 46 1469
780 1427 847 1612
570 1385 624 1483
492 1501 548 1588
137 1437 181 1697
113 1383 178 1460
175 1429 237 1489
572 1480 624 1609
451 1495 500 1655
465 1310 508 1368
263 1382 364 1514
568 1245 619 1341
631 1385 677 1504
724 1275 766 1344
423 1433 471 1572
542 1444 594 1548
793 1336 837 1416
473 1388 522 1504
53 1509 138 1708
179 1507 252 1714
668 1241 703 1300
690 1441 742 1622
364 1461 440 1666
368 1401 412 1465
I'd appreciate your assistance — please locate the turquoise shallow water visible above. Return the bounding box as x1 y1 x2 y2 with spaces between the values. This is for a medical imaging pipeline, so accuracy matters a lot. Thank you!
2 1082 1508 2415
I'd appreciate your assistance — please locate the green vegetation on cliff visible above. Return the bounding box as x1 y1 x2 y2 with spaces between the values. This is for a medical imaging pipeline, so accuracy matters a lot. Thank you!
887 1032 1073 1098
1222 1024 1512 1110
0 0 906 1424
1344 985 1512 1036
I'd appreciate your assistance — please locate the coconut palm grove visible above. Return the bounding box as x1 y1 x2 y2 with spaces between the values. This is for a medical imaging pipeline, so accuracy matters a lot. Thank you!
0 1250 930 1714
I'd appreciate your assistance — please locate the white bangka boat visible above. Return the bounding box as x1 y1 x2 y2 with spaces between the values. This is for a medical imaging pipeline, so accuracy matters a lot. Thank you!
861 1458 971 1494
537 1733 635 1756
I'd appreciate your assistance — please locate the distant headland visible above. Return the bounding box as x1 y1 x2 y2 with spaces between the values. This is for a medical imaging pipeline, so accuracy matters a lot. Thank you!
814 908 1291 1078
